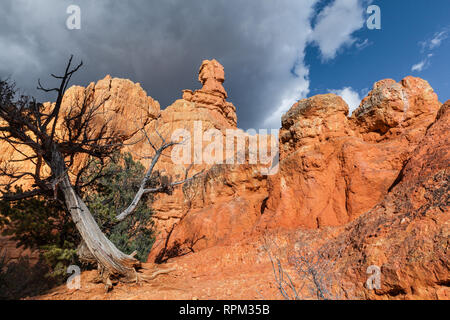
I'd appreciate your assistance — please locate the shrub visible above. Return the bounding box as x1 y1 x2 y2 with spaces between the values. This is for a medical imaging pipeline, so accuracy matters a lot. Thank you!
0 247 59 300
0 188 79 282
83 152 156 262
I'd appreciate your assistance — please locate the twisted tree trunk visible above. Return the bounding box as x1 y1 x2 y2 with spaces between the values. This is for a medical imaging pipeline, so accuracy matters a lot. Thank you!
60 174 140 281
50 149 139 282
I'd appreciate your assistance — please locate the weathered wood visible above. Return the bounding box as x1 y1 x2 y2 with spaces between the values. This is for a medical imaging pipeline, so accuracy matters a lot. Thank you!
116 140 202 222
60 174 140 279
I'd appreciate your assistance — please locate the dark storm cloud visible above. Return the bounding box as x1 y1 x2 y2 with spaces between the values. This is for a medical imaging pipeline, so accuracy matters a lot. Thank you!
0 0 365 129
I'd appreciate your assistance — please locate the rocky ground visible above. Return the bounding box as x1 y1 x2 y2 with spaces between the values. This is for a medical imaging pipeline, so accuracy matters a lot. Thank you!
34 239 283 300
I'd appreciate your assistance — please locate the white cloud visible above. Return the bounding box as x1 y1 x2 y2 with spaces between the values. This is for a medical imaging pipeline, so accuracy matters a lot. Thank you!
355 38 372 50
411 52 434 72
411 60 426 72
430 31 447 49
328 87 361 114
310 0 366 60
263 0 367 128
421 30 448 50
414 28 448 72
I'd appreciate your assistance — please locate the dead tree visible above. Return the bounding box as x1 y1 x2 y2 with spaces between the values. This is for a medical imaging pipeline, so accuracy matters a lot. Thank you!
288 245 339 300
0 56 199 285
266 247 300 300
264 237 346 300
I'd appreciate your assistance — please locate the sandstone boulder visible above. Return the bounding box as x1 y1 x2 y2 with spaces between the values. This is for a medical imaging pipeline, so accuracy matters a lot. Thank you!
351 76 440 141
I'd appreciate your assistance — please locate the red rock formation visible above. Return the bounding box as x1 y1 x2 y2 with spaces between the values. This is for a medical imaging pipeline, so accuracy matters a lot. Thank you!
0 75 161 189
258 77 441 230
1 59 448 300
144 59 241 235
351 76 440 141
149 76 444 264
0 59 254 262
37 105 449 300
148 101 448 300
320 101 449 299
148 163 268 262
181 59 237 127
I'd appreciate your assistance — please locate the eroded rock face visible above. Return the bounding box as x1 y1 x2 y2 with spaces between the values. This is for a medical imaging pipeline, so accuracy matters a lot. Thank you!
280 94 354 157
326 102 449 299
148 163 268 263
258 77 442 230
142 59 243 236
198 59 227 96
351 76 440 141
38 104 449 300
151 76 445 263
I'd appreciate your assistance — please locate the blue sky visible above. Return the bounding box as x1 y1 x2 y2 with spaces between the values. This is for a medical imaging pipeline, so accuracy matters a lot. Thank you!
0 0 449 130
306 0 450 110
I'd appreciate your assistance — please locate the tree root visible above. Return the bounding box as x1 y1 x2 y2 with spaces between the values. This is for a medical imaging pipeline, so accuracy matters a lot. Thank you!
92 263 177 292
143 266 177 281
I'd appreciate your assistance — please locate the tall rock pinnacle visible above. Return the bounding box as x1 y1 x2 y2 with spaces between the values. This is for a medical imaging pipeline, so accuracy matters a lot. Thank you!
182 59 237 127
198 59 228 98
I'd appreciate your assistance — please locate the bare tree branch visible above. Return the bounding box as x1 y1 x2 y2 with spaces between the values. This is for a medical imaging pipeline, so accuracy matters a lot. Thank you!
116 130 202 222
